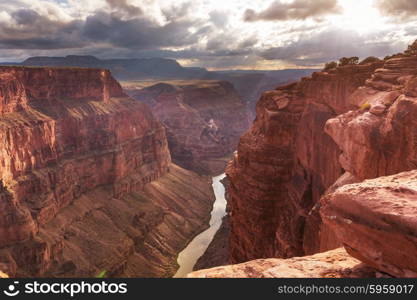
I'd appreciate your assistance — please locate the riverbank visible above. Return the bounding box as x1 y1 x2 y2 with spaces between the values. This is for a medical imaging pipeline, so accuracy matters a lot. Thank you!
173 174 227 278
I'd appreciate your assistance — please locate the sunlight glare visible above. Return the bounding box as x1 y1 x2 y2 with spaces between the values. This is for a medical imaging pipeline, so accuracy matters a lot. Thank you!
334 0 385 33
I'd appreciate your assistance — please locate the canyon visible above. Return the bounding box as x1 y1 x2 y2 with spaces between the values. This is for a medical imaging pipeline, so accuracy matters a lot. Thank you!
189 42 417 278
1 43 417 279
124 80 250 175
0 66 215 277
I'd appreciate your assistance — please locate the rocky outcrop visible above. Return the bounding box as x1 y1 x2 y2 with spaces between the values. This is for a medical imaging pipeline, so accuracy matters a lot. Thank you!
321 171 417 278
125 81 250 175
207 43 417 278
227 60 384 263
318 51 417 277
188 248 377 278
17 56 209 80
0 66 125 113
325 56 417 181
0 66 214 277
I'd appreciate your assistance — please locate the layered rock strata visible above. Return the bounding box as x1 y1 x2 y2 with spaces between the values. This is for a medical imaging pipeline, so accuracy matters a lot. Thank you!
188 248 376 278
124 81 250 175
321 171 417 278
0 66 214 277
227 60 384 263
325 56 417 180
202 44 417 278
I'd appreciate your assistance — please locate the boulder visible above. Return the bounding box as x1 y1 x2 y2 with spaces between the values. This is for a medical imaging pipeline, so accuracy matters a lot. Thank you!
321 170 417 277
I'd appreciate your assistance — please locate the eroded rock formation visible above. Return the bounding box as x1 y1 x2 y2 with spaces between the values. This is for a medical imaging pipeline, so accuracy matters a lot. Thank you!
188 248 376 278
124 81 250 175
198 42 417 278
0 66 214 277
321 171 417 278
325 56 417 180
227 60 384 263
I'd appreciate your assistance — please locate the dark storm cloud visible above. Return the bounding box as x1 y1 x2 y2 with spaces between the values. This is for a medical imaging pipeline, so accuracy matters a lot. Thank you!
12 9 40 25
105 0 143 17
82 11 199 49
0 6 199 51
258 29 405 65
244 0 342 22
376 0 417 20
0 9 85 49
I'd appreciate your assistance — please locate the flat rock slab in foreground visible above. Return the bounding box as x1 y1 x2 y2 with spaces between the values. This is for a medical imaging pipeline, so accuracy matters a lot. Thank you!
321 170 417 278
187 248 375 278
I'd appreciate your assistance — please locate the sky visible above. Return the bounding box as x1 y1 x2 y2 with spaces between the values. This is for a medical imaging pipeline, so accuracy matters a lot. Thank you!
0 0 416 70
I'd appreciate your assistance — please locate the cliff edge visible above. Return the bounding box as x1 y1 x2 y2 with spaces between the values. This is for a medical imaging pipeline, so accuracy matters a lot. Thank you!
190 41 417 278
0 66 214 277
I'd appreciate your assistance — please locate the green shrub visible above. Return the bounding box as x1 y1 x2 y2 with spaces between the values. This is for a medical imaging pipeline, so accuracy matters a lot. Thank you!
323 61 337 71
339 56 359 66
96 270 107 278
359 103 371 111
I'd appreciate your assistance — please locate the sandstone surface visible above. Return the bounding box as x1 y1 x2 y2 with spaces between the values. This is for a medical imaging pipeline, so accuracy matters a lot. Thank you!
226 60 383 263
0 66 214 277
188 248 376 278
321 171 417 278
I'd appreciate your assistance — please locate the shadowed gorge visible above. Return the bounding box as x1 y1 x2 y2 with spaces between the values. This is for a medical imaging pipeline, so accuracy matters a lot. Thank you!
124 80 250 175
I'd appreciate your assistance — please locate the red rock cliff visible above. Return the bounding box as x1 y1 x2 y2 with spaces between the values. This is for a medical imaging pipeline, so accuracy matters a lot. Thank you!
125 80 250 175
321 170 417 278
227 60 384 263
0 66 214 277
191 43 417 278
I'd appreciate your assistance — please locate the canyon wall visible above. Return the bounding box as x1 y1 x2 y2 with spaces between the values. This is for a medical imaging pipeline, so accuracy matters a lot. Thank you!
191 170 417 278
226 59 384 263
125 81 250 175
0 66 214 277
190 43 417 278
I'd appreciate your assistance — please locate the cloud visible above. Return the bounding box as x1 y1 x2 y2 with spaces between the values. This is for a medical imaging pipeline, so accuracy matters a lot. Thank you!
209 10 229 28
244 0 342 22
404 24 417 36
238 36 258 49
258 29 406 66
375 0 417 20
0 5 200 51
0 0 414 70
12 8 40 25
0 8 84 49
82 11 199 49
161 2 194 22
105 0 143 17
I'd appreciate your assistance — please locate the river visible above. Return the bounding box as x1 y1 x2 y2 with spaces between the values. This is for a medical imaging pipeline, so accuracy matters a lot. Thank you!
173 173 227 278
